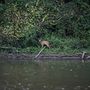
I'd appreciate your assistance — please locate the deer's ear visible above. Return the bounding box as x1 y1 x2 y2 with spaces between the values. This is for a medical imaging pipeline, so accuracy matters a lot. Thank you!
39 39 41 42
39 39 42 41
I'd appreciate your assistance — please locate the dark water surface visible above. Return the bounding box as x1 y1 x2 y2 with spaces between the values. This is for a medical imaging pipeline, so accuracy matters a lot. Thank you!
0 60 90 90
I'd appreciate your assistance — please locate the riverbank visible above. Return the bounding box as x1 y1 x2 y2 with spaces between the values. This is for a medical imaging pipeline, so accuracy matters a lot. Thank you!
0 53 90 61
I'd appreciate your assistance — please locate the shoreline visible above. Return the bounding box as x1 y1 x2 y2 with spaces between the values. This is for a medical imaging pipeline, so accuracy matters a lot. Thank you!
0 53 90 61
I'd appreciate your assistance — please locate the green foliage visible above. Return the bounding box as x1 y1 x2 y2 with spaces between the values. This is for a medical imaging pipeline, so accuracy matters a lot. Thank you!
0 0 90 53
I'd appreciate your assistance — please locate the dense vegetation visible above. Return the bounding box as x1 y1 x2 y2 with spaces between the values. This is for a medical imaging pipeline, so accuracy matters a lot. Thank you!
0 0 90 54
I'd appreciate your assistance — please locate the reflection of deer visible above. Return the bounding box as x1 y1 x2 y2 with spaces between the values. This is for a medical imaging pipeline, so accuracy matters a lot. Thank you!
39 39 50 48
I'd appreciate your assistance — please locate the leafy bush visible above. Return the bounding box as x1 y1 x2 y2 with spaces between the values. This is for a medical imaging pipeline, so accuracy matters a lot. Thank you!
0 0 90 53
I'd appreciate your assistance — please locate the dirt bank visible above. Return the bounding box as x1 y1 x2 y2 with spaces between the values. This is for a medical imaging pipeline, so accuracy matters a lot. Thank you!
0 53 90 62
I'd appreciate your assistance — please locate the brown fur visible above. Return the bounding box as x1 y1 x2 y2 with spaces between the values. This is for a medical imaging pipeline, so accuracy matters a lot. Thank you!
39 39 50 48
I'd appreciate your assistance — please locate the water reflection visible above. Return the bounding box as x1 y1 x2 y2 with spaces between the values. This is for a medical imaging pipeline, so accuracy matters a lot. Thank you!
0 60 90 90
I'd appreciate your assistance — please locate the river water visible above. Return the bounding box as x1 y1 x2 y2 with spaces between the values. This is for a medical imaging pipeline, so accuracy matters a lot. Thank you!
0 60 90 90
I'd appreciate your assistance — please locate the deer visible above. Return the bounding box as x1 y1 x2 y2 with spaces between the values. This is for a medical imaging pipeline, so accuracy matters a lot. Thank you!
39 39 50 48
